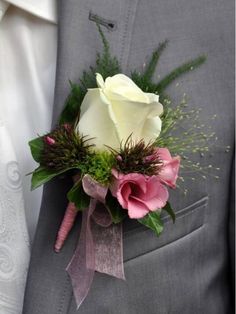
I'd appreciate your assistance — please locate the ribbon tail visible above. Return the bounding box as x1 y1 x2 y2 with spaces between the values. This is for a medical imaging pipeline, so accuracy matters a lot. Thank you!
91 202 125 280
93 220 125 280
66 198 125 310
66 199 96 309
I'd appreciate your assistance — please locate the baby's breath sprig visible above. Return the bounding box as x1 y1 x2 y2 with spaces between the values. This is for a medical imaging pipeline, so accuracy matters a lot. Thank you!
156 96 215 154
156 95 224 184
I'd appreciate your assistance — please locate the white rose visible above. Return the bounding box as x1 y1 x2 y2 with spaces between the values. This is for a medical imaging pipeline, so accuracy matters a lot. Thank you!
76 73 163 150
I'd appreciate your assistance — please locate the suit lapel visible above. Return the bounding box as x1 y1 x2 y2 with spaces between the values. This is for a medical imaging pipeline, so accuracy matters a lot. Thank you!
23 0 139 313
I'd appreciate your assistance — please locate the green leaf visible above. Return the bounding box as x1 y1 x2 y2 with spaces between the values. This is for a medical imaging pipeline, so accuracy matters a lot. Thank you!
105 192 127 224
138 211 164 236
163 202 175 223
67 181 90 210
31 166 74 190
29 137 44 162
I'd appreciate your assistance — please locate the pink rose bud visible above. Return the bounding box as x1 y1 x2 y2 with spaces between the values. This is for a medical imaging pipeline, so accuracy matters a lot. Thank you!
156 148 180 189
110 169 169 219
116 155 123 162
45 136 55 145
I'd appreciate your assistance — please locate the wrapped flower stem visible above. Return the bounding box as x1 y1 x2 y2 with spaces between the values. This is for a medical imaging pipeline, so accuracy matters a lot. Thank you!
54 202 78 253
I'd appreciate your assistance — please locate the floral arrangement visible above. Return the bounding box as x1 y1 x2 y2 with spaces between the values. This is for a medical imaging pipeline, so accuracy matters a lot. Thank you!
29 26 213 309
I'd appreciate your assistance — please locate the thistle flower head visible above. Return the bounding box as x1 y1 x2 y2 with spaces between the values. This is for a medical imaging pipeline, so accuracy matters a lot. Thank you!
110 136 163 176
40 124 93 171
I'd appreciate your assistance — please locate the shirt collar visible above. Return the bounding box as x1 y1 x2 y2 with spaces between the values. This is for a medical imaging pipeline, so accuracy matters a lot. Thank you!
0 0 57 23
0 1 9 21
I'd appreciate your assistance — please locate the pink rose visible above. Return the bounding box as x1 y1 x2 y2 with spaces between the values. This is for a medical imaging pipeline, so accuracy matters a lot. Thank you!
157 148 180 188
110 170 169 219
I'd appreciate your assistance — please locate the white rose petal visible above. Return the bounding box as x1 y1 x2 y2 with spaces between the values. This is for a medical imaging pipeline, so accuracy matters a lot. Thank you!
77 89 120 150
141 116 162 143
102 74 148 103
96 73 105 89
77 73 164 150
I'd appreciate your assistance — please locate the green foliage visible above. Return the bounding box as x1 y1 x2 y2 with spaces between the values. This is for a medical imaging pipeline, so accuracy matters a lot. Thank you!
67 180 90 210
79 151 116 185
29 137 44 162
31 166 73 190
132 41 206 97
59 24 121 125
162 202 175 223
143 40 168 82
80 24 121 89
105 191 127 224
155 55 206 94
60 82 85 125
138 210 164 236
131 40 168 91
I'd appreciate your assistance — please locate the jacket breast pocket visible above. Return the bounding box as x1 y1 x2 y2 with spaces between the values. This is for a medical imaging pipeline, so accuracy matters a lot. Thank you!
123 196 208 262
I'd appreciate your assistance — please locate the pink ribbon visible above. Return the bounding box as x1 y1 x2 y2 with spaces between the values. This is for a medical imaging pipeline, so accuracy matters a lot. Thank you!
66 175 125 310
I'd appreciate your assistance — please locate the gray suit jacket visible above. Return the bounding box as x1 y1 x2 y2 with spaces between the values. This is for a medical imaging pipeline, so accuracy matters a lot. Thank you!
23 0 235 313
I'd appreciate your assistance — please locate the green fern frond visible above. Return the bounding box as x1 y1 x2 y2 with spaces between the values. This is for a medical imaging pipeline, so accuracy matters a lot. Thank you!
143 40 168 82
131 41 168 91
132 46 206 98
96 23 110 61
59 24 121 125
59 81 86 125
94 23 121 78
131 71 157 93
155 55 206 94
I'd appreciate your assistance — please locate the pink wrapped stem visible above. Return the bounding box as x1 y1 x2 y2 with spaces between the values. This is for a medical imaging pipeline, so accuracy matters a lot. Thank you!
54 202 78 253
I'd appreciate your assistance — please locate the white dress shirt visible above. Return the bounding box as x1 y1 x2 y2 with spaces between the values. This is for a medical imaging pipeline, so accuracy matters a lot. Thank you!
0 1 57 313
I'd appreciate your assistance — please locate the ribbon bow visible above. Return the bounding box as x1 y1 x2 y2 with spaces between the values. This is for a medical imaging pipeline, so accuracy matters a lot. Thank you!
66 175 125 309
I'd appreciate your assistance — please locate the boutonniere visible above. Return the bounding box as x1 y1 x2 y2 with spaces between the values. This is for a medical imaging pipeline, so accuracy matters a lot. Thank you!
28 25 218 309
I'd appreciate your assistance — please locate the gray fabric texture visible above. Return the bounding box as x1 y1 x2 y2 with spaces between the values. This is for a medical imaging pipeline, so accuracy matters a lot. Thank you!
23 0 235 313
